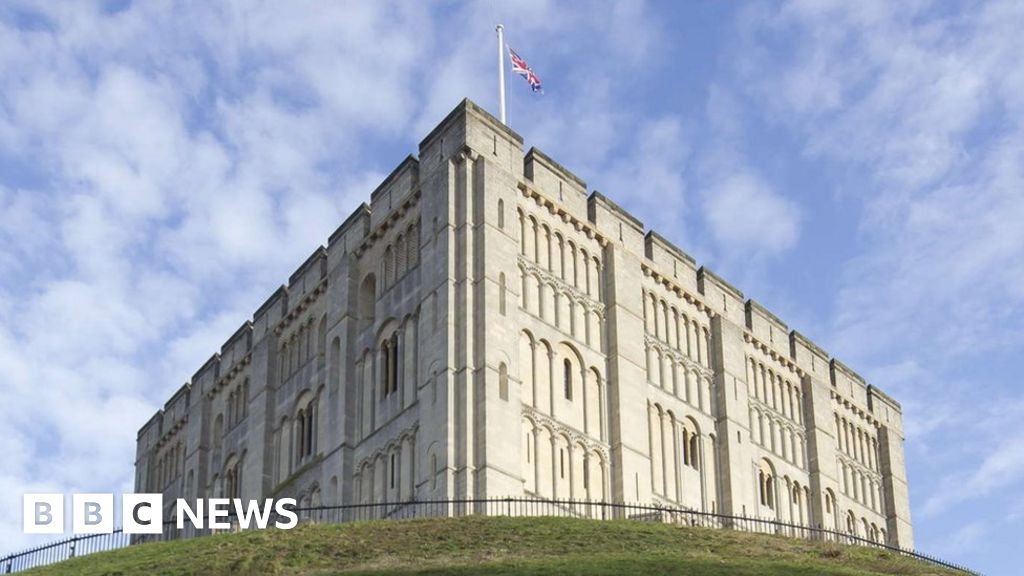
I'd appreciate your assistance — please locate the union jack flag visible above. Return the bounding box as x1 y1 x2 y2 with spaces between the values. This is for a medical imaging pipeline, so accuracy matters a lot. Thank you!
508 47 543 94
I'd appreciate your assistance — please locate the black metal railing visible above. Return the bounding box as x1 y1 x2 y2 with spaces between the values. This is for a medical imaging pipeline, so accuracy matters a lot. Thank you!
1 498 979 575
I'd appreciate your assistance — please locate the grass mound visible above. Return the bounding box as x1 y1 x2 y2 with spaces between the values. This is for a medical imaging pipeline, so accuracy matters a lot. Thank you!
24 516 963 575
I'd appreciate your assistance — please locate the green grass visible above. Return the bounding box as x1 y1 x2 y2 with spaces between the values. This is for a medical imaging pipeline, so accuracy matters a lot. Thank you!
24 516 963 576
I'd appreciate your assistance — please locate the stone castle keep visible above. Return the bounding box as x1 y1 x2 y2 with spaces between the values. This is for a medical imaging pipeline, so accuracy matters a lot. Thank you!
135 99 913 547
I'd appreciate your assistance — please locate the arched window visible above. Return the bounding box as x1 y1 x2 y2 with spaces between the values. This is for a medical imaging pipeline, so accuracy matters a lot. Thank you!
758 460 775 509
294 395 316 464
390 333 399 394
318 315 327 367
295 409 306 464
212 413 224 462
384 246 394 288
498 362 509 401
499 273 507 316
563 358 573 400
359 274 376 330
379 344 390 399
688 433 699 470
378 332 400 399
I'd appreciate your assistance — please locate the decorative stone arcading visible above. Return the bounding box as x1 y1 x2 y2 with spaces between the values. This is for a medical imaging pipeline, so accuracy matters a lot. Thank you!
837 452 882 482
641 263 714 318
353 188 423 258
274 278 328 337
516 181 609 248
518 255 605 315
355 422 420 470
830 391 881 429
156 415 188 449
521 405 609 461
208 353 252 398
644 335 714 379
743 332 805 379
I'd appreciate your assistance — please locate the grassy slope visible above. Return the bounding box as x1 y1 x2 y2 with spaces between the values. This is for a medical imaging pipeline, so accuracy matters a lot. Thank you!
25 516 960 576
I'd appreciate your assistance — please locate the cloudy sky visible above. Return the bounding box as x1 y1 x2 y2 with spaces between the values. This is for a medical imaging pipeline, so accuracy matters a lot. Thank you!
1 1 1022 573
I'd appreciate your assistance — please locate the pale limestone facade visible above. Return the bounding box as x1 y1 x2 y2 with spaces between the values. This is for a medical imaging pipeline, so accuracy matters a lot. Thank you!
135 99 913 547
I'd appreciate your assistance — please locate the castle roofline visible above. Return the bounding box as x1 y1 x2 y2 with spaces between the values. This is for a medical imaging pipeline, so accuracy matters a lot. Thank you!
745 299 789 332
645 230 696 266
370 155 419 202
328 203 371 246
419 98 524 151
869 384 902 410
588 190 644 232
697 266 744 301
525 146 587 190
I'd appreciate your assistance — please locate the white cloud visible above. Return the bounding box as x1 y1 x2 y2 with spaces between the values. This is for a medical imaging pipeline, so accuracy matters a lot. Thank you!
703 173 801 257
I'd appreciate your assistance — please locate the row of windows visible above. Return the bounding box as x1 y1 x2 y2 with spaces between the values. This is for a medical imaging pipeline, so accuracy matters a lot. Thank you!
846 512 887 544
517 208 603 301
294 398 317 464
279 315 328 381
356 316 419 441
271 391 323 485
355 434 417 504
755 459 810 528
522 418 607 501
225 380 249 430
834 413 879 472
643 291 712 368
221 456 242 500
381 221 421 291
826 490 887 544
648 403 708 505
150 441 184 492
519 331 605 441
747 358 803 425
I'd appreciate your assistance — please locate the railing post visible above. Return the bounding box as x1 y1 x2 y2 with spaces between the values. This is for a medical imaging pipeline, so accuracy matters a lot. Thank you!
69 537 78 560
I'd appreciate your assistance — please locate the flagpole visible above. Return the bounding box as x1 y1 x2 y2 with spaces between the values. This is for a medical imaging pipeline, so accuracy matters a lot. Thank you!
496 24 507 125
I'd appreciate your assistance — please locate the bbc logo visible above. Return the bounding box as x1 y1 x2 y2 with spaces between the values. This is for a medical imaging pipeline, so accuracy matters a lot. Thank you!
24 494 163 535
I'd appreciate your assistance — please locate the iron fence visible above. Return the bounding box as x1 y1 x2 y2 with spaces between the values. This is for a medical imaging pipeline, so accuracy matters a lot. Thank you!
2 497 979 574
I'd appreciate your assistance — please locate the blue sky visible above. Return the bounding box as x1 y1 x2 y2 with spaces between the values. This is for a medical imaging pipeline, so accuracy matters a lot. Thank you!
1 1 1021 573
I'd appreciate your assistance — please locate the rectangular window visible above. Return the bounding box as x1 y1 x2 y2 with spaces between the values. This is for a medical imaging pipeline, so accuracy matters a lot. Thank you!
564 359 573 400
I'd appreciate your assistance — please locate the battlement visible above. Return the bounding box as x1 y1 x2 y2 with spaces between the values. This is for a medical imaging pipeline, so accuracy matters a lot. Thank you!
220 321 253 368
288 246 327 299
745 299 790 356
524 146 588 216
790 330 829 378
644 231 699 294
369 156 419 227
588 190 645 254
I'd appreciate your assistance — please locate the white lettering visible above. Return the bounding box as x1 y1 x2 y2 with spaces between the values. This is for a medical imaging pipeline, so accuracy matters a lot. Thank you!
274 498 298 529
